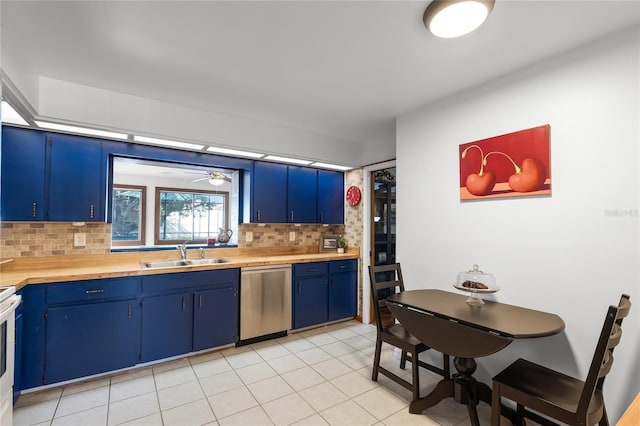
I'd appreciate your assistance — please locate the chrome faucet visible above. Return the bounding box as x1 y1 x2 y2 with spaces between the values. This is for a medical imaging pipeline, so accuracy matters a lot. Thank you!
177 242 188 260
199 247 205 259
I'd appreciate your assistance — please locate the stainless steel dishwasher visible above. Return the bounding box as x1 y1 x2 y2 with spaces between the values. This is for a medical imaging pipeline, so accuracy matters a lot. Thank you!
240 265 292 343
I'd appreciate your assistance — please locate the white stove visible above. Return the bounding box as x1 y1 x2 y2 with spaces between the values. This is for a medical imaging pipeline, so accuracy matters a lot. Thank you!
0 285 20 426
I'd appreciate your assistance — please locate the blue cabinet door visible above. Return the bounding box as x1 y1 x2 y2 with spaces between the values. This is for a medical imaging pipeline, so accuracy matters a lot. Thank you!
44 299 138 384
293 276 328 329
13 309 23 403
193 286 238 351
252 162 287 223
328 271 357 321
317 170 344 224
0 126 47 220
141 292 193 362
287 167 317 223
49 133 104 221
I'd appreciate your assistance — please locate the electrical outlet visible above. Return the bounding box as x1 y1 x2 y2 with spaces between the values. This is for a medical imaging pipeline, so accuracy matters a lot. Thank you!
74 233 86 247
289 231 296 241
246 231 253 242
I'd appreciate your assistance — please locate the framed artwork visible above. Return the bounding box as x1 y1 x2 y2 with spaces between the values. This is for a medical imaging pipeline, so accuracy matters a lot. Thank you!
459 124 551 201
320 235 338 251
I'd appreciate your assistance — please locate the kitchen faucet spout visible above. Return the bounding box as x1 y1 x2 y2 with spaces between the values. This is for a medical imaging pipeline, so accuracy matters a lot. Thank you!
177 242 188 260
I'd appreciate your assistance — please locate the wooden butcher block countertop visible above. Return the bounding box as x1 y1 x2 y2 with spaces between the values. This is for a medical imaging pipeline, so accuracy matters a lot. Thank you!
0 246 360 290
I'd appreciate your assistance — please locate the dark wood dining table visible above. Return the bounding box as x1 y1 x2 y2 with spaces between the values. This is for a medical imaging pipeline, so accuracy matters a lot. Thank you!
385 289 565 426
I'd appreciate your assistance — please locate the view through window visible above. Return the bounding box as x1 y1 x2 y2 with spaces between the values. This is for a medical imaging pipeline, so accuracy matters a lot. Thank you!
156 188 229 244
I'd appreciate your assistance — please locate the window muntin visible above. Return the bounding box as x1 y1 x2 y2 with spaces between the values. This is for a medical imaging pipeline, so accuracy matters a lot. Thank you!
112 185 146 246
155 187 229 245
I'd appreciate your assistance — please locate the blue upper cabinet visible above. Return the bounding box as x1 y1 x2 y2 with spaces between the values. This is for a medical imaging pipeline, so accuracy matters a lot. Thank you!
0 126 105 222
287 166 317 223
250 162 345 224
1 127 47 221
317 170 344 224
49 133 104 222
252 161 288 223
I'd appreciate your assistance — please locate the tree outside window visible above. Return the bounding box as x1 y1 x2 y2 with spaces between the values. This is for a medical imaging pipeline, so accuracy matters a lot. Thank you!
112 185 146 246
155 187 229 244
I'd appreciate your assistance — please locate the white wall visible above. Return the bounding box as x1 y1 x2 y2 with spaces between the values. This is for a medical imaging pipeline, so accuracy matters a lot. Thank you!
396 26 639 421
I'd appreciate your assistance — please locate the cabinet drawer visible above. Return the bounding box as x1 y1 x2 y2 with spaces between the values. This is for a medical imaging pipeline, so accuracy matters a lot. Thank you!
293 262 328 278
47 277 139 305
142 269 240 293
329 259 357 274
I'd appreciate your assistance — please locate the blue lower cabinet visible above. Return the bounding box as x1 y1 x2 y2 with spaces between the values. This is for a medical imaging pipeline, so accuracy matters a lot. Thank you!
193 286 238 351
140 292 193 363
13 304 23 403
328 271 357 321
44 299 138 384
292 260 358 329
293 276 329 329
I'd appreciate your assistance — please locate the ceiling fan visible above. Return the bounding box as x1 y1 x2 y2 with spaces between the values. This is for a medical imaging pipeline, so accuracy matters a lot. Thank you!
188 171 232 186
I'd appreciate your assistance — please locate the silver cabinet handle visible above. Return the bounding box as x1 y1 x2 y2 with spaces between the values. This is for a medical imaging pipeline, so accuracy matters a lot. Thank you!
320 212 324 222
182 296 186 310
89 204 94 219
198 294 203 308
257 209 261 221
290 211 294 221
32 202 37 218
128 304 132 319
85 289 104 295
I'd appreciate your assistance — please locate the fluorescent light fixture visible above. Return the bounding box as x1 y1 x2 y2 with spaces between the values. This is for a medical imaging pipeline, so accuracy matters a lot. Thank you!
35 121 128 139
1 101 29 125
424 0 494 38
133 135 204 150
206 146 264 159
264 155 313 165
311 162 352 171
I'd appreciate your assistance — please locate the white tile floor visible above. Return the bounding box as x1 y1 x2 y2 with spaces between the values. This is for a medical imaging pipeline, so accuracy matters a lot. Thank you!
14 320 496 426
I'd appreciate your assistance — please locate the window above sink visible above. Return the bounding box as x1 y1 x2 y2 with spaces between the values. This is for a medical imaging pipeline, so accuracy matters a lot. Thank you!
112 158 240 249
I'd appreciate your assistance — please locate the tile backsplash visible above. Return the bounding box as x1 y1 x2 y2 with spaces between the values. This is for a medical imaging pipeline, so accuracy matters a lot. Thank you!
0 222 112 258
0 222 347 258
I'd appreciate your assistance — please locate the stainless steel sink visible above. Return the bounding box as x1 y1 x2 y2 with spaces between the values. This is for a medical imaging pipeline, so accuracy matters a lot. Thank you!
140 258 230 269
187 258 230 266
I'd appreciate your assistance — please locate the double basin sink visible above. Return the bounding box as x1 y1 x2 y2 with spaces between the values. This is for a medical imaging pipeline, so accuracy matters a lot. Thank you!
141 258 230 269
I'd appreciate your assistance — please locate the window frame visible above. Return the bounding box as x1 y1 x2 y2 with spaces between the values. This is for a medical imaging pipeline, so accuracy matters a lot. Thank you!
154 186 230 245
111 184 147 247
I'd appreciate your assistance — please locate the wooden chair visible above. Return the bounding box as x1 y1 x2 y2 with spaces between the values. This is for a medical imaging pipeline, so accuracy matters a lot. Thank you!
368 263 450 400
491 294 631 426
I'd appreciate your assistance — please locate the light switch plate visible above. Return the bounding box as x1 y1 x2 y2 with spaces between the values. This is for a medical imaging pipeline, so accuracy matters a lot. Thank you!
246 231 253 242
74 233 86 247
289 231 296 241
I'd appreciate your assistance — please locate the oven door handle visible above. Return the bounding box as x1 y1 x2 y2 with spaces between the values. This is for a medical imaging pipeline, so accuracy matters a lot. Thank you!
0 295 22 323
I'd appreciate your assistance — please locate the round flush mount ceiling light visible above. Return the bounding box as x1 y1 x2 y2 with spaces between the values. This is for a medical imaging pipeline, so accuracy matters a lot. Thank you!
424 0 495 38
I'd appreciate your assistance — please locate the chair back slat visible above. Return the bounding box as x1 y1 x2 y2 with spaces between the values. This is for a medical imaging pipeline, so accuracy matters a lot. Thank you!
598 351 613 378
579 294 631 413
369 263 405 332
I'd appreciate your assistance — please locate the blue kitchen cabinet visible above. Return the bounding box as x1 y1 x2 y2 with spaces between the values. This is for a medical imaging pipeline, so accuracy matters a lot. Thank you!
252 161 288 223
13 296 23 403
317 170 344 224
193 285 238 351
0 126 47 221
48 133 104 222
292 260 357 329
292 262 328 329
328 259 358 321
140 292 193 362
141 269 240 361
43 277 140 385
287 166 317 223
45 299 139 384
18 285 46 390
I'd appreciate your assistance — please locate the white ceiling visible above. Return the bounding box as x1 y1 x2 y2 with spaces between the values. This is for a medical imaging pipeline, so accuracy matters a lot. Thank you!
2 1 639 165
